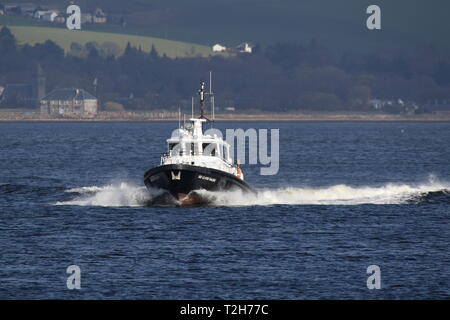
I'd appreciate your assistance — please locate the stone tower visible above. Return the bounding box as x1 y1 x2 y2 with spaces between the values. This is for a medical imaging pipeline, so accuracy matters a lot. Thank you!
32 64 46 107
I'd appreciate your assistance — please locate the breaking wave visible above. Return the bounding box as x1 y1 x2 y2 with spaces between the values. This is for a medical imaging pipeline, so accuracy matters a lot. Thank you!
55 179 450 207
56 182 163 207
197 182 450 206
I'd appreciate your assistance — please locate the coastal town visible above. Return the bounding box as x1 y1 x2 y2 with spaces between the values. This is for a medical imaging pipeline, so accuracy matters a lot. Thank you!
0 2 449 121
1 67 449 121
1 65 449 121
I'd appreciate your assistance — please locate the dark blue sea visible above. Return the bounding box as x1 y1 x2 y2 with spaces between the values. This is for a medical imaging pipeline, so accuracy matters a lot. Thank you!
0 121 449 299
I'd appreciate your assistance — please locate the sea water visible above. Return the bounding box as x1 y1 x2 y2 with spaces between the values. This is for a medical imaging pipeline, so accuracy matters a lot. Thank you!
0 121 449 299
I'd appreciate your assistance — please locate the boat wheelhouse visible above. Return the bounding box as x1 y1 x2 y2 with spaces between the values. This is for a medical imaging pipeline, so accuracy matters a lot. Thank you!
162 118 243 180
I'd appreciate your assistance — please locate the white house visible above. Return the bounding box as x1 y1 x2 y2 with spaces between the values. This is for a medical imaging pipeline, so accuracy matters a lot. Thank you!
236 43 253 53
93 8 107 23
40 88 98 118
212 44 227 52
42 11 58 22
34 10 47 19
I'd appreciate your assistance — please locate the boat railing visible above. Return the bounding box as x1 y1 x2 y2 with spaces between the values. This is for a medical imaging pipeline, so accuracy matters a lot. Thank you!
161 151 233 167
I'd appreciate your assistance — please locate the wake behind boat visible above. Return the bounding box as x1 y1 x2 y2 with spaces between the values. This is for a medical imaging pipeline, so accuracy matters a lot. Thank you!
144 79 254 206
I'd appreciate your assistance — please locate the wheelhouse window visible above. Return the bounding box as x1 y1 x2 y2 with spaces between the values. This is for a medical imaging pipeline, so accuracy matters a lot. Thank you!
169 143 181 156
202 143 217 157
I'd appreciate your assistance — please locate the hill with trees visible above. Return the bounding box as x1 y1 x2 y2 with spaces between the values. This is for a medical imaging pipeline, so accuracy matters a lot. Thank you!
7 25 213 58
1 26 449 113
2 0 450 53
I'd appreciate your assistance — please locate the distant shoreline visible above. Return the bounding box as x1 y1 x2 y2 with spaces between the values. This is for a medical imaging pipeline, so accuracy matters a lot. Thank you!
1 110 450 122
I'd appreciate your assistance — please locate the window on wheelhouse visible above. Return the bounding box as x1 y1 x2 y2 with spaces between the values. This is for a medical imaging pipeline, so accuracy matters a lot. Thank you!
169 143 181 156
202 143 217 157
189 143 200 156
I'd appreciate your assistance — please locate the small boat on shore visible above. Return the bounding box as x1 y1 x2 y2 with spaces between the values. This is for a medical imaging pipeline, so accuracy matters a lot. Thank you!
144 79 254 206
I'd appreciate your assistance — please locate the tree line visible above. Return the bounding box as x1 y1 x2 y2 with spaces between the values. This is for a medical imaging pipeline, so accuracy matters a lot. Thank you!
1 26 450 112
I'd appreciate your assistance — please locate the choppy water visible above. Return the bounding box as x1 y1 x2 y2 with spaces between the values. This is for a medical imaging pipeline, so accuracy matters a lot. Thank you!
0 121 449 299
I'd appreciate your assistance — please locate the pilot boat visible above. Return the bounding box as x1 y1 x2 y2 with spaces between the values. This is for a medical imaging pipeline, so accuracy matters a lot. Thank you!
144 80 254 206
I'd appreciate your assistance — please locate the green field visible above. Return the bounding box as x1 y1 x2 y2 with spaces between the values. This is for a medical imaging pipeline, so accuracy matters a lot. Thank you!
6 25 214 58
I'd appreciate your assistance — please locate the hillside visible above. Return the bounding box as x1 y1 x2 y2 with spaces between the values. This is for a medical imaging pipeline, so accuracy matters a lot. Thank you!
6 25 214 58
2 0 450 53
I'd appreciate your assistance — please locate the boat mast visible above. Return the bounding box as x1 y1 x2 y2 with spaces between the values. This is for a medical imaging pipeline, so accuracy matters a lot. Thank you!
210 71 215 122
196 74 214 121
198 81 206 119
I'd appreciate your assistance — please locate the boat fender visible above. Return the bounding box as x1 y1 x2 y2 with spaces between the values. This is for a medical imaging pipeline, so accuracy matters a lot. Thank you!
236 167 243 179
